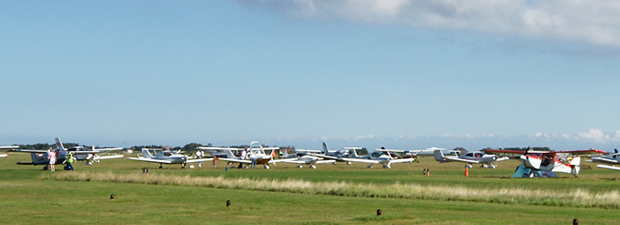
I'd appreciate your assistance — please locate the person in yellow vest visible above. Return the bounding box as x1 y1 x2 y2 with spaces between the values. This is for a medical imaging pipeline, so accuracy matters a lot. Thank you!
65 152 74 171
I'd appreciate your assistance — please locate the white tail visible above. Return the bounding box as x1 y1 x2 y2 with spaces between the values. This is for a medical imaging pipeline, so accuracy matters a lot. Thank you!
282 149 289 158
141 148 153 159
322 142 328 154
349 149 359 157
224 149 237 159
570 156 581 176
55 138 64 149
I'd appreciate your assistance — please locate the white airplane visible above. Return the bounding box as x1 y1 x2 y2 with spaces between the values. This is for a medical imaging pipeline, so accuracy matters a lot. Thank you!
277 149 335 169
592 149 620 171
486 147 605 177
307 142 364 164
434 149 509 169
341 148 415 169
0 145 19 157
58 139 124 165
12 138 125 170
213 141 291 169
408 147 460 157
128 148 213 168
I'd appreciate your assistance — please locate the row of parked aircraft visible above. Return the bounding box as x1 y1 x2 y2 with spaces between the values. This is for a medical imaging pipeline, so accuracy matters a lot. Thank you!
2 138 619 178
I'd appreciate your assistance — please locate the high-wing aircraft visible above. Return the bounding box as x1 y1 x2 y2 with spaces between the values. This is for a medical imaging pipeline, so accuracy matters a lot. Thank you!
128 148 214 168
591 149 620 171
12 138 124 170
485 147 605 177
434 149 509 169
277 148 335 169
0 145 19 157
340 148 415 169
211 141 291 169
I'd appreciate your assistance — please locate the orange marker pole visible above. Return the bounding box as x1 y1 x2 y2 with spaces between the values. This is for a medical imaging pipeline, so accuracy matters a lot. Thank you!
465 167 469 177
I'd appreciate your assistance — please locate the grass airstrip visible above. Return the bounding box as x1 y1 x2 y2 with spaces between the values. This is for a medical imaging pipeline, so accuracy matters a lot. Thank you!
1 153 620 224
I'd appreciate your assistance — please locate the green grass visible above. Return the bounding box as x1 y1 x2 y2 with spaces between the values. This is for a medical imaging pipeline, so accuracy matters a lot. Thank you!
2 153 620 224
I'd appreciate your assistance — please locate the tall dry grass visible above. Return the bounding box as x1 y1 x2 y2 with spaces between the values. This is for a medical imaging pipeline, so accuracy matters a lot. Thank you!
45 172 620 209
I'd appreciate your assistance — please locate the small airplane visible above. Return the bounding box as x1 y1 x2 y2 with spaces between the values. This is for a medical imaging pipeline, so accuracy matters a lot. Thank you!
340 147 415 169
213 141 291 169
434 149 509 169
485 147 605 177
408 147 460 157
12 138 125 170
128 148 214 168
0 145 19 157
307 142 364 164
591 149 620 171
277 148 335 169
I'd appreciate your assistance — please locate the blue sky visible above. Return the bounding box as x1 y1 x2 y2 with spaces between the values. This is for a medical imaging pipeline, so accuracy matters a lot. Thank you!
2 0 619 151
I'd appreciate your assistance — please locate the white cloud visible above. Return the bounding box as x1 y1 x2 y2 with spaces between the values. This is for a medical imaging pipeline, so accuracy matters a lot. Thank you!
239 0 620 47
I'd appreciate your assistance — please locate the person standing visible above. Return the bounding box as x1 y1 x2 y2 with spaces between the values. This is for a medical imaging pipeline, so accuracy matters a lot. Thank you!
65 151 74 170
196 149 203 168
48 148 56 171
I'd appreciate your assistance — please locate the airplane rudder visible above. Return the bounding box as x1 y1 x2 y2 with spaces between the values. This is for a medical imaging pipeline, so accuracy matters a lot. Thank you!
433 150 444 160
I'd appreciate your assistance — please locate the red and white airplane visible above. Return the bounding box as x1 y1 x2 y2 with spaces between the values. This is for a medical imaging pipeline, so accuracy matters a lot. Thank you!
485 147 605 177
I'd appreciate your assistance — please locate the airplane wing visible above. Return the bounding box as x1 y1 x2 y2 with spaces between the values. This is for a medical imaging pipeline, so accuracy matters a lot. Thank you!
315 160 336 164
218 158 252 164
341 158 380 164
10 149 47 153
389 158 414 164
441 156 481 164
127 157 173 164
0 154 7 157
279 160 307 164
294 149 323 153
94 147 124 152
270 158 299 163
485 149 605 155
95 155 125 160
307 153 338 159
597 165 620 171
186 158 214 163
591 157 619 164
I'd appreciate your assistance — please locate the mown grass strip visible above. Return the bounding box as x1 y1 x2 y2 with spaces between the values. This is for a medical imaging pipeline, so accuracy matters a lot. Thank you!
45 171 620 209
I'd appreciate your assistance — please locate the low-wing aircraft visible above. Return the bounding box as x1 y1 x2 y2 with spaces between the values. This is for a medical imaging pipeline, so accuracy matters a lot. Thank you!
409 147 460 157
0 145 19 157
434 149 509 169
340 147 415 169
12 138 125 170
485 147 605 177
277 148 335 169
211 141 291 169
591 149 620 171
307 142 364 164
128 148 214 168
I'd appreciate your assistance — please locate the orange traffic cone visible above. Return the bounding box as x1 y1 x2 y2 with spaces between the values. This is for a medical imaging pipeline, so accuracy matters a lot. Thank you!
465 167 469 177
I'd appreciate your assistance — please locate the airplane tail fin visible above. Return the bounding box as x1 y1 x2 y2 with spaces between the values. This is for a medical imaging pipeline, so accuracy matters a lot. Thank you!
282 149 289 158
31 152 39 162
224 149 237 159
434 150 445 161
55 138 64 149
349 149 359 158
322 142 328 154
570 156 581 176
141 148 153 159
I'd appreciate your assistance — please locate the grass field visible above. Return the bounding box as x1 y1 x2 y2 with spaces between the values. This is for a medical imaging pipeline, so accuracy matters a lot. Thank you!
1 153 619 224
